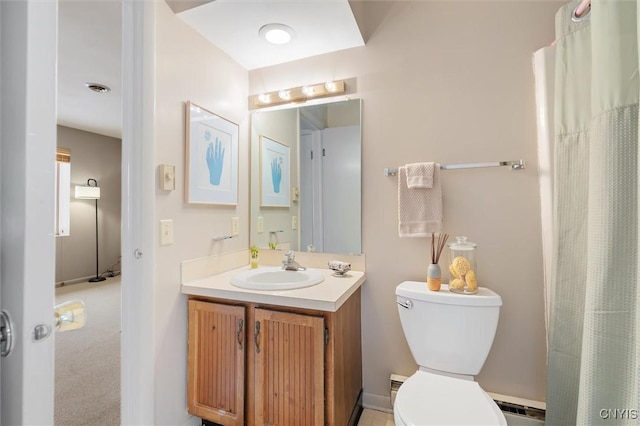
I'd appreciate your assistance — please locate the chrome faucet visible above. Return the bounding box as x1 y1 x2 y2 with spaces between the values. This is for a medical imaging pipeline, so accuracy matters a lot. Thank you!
282 250 306 271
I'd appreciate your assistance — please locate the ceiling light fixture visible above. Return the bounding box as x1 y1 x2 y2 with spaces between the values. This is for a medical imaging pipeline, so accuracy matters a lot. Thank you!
85 83 111 93
259 23 295 45
250 80 347 109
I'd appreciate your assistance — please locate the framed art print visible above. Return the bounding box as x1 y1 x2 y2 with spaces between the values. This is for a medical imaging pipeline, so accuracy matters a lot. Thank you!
260 135 290 207
185 101 239 205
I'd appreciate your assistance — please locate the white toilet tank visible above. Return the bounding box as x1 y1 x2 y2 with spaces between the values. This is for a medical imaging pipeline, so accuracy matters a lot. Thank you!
396 281 502 376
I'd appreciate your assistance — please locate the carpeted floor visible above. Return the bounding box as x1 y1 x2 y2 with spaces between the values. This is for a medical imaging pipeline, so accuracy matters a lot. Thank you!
55 277 121 426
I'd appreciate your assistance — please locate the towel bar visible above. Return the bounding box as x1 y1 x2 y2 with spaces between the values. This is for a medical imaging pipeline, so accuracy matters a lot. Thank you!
384 159 525 176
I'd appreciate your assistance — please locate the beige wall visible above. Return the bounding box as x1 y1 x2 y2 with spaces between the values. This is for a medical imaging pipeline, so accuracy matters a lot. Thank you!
56 126 121 283
249 1 561 404
153 2 249 423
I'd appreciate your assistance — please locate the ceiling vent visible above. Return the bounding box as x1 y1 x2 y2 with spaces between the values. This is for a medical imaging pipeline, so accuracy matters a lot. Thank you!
85 83 111 93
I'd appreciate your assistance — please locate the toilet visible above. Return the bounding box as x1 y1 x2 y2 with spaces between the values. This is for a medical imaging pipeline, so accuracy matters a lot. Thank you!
394 281 507 425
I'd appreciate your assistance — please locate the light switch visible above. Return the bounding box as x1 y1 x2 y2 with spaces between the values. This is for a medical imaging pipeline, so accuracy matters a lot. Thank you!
160 219 173 245
292 216 297 230
161 165 175 191
257 216 264 233
231 217 240 236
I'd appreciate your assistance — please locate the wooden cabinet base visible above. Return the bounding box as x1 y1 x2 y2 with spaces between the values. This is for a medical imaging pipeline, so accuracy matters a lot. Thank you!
187 288 362 426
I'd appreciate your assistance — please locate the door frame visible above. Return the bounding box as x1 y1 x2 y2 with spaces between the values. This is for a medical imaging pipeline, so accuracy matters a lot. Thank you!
120 0 156 423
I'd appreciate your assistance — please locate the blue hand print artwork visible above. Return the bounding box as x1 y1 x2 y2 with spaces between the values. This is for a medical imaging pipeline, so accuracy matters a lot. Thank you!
197 125 231 192
187 101 238 205
204 130 225 186
271 156 282 193
260 136 290 207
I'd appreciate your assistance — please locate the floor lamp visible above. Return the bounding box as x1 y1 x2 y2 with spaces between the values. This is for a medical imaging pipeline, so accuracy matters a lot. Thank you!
75 178 106 282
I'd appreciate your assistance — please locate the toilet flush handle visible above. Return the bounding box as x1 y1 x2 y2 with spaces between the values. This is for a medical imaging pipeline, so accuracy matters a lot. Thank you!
397 299 413 309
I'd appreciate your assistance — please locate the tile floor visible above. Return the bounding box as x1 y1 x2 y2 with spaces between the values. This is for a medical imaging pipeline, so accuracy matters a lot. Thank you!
358 408 395 426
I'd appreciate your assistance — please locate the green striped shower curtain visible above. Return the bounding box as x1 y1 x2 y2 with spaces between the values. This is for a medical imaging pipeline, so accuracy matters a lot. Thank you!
547 1 640 424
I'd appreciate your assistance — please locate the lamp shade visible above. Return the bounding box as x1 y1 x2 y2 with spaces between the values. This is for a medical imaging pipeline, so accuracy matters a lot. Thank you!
75 185 100 199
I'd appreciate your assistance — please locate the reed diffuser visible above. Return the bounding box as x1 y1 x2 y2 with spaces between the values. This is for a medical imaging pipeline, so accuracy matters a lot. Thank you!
427 232 449 291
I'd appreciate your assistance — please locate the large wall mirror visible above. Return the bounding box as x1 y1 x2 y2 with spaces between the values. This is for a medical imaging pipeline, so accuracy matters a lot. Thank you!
250 99 362 255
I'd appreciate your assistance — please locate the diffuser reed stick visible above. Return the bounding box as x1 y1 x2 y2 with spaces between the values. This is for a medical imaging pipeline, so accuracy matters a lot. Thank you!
431 232 449 264
427 233 449 291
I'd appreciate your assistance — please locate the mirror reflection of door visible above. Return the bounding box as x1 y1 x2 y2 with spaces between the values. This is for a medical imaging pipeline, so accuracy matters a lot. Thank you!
299 125 361 254
318 125 361 254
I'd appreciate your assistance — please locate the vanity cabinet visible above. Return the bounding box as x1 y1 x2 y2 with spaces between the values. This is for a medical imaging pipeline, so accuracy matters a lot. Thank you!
186 288 362 426
187 301 246 425
254 309 325 425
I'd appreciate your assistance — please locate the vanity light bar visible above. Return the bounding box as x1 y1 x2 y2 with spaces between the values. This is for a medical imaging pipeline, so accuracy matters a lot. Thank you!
250 80 346 109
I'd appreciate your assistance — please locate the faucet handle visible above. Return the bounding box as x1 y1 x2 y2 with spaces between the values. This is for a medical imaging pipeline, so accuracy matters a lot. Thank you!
285 250 294 260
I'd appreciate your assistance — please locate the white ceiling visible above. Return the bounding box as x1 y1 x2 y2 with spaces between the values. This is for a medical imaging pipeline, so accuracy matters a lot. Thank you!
176 0 364 70
57 0 364 139
58 0 122 139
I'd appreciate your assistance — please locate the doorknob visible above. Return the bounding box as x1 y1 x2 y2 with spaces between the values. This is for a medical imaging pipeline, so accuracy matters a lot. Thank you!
0 310 14 357
55 299 86 332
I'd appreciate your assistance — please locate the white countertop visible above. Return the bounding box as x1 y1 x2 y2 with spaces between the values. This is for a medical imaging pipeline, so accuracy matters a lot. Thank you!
181 265 366 312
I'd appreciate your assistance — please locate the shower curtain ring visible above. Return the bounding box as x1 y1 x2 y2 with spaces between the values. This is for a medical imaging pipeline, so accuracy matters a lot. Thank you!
571 3 591 22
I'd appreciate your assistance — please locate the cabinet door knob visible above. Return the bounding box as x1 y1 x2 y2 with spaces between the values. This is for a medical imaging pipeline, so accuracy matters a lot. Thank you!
254 321 261 353
237 319 244 350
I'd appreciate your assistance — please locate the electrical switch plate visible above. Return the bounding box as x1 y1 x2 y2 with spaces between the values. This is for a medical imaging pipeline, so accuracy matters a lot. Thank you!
161 165 175 191
231 217 240 236
257 216 264 233
160 220 173 246
292 216 297 230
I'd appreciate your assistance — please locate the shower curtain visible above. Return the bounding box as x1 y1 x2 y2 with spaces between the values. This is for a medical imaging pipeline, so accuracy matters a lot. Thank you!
547 1 640 425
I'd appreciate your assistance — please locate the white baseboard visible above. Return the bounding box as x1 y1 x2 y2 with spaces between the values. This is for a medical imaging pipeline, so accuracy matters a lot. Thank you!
55 275 100 287
182 415 201 426
362 392 393 413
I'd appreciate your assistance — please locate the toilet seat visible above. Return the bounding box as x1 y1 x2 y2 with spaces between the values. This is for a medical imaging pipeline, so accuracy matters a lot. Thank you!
393 371 506 425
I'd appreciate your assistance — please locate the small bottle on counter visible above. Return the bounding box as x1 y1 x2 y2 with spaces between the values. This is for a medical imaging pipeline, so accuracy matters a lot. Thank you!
250 245 259 269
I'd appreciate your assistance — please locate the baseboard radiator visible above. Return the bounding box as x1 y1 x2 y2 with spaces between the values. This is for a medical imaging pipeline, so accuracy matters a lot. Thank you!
390 375 546 424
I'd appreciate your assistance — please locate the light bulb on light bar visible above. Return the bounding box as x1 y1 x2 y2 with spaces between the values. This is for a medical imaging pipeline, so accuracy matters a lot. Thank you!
325 81 338 92
301 85 314 96
258 93 270 103
278 90 291 100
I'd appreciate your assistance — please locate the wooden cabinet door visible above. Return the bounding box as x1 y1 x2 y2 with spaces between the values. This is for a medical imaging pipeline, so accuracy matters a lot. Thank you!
254 309 325 426
188 300 246 425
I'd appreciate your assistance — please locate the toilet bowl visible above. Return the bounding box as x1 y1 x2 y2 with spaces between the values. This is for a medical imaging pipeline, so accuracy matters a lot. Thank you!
393 370 506 425
394 282 506 425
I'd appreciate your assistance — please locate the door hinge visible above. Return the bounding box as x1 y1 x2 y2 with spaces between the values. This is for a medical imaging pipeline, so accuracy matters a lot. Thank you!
324 327 329 345
322 148 326 157
311 150 314 160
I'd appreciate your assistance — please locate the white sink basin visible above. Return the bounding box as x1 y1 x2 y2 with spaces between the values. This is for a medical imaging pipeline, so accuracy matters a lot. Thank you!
231 267 325 291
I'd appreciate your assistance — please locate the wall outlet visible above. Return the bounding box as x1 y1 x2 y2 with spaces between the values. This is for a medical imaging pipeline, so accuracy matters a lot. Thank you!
257 216 264 233
292 216 297 230
231 217 240 236
160 219 173 245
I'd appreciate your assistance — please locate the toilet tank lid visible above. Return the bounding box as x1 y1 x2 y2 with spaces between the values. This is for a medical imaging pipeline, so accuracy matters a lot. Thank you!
396 282 502 307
